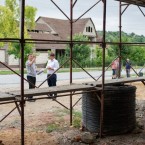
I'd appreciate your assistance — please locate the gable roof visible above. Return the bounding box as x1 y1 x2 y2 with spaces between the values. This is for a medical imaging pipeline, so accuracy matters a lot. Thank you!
36 17 91 40
29 17 98 50
28 32 60 40
34 43 66 50
35 23 51 32
28 32 65 50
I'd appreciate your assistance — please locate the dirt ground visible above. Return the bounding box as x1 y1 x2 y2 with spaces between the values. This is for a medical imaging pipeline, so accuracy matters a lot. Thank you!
0 80 145 145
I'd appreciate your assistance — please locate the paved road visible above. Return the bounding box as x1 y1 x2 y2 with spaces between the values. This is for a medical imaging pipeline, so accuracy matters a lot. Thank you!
0 69 142 85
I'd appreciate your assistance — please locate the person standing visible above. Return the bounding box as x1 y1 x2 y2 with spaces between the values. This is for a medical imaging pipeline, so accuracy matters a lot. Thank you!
46 53 59 96
115 58 120 78
26 54 36 101
111 60 117 79
125 58 131 77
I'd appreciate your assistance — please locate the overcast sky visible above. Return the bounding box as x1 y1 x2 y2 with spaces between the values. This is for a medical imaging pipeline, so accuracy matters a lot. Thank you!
1 0 145 36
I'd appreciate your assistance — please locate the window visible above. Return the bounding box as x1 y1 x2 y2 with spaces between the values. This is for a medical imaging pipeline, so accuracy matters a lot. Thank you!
86 27 88 32
86 26 93 32
91 27 93 32
88 27 91 32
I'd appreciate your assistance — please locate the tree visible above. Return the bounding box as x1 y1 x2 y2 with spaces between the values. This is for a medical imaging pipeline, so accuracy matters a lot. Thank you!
97 30 145 67
0 0 37 62
95 45 113 67
129 46 145 66
108 35 132 60
65 34 91 67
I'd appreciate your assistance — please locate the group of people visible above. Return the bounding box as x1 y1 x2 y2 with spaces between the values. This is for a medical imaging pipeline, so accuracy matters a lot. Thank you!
26 53 132 101
111 58 131 79
26 52 59 101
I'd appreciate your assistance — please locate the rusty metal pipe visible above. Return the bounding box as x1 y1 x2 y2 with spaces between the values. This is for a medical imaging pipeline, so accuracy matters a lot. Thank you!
72 97 82 108
73 0 78 8
70 0 73 126
54 99 69 110
0 101 20 105
122 56 145 85
0 61 38 88
20 0 25 144
119 1 122 78
72 59 97 81
138 6 145 17
96 56 119 81
121 4 129 15
100 0 107 137
37 58 70 88
74 0 101 23
50 0 70 21
0 107 17 122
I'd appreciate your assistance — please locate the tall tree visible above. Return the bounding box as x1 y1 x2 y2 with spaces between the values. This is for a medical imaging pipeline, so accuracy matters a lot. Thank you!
65 34 91 67
108 35 132 60
0 0 37 62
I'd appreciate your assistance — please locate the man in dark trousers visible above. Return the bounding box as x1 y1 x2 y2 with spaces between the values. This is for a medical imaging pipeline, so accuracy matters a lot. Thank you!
26 54 36 101
46 53 59 97
125 58 131 78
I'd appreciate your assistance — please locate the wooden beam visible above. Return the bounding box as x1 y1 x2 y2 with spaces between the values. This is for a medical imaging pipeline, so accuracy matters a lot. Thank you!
115 0 145 7
0 93 15 101
85 77 145 86
7 84 95 97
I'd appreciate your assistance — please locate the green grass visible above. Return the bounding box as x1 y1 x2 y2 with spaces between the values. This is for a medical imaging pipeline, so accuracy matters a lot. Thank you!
0 67 103 75
46 123 60 133
72 111 82 128
0 70 27 75
0 66 143 75
54 109 82 128
58 67 103 73
54 108 70 116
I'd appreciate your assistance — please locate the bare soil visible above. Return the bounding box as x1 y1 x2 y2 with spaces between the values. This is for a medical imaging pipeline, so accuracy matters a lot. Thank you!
0 81 145 145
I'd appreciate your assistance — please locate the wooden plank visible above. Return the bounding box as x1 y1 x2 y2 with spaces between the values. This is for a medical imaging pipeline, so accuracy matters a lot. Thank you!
85 77 145 86
4 77 144 101
0 92 15 101
7 84 96 97
115 0 145 7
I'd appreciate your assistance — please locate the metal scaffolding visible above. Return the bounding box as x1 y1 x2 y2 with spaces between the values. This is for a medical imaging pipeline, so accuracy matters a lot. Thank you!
1 0 145 144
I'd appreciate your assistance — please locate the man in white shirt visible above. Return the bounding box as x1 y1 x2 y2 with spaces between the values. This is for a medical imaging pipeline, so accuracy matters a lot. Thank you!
46 53 59 96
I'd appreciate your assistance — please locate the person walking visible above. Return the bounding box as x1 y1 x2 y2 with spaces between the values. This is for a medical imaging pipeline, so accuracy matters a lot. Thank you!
26 54 37 101
46 52 59 96
111 60 117 79
125 58 131 77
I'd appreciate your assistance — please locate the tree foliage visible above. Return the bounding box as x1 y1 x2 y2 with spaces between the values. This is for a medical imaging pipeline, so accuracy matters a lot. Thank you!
107 35 132 59
65 34 91 67
57 31 145 68
98 31 145 66
0 0 37 62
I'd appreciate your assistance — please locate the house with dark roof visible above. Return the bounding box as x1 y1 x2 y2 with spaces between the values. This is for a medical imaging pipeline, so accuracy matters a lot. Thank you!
0 17 99 67
27 17 98 66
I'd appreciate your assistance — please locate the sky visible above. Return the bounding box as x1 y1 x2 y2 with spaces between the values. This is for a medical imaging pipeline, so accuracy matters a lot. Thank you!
1 0 145 36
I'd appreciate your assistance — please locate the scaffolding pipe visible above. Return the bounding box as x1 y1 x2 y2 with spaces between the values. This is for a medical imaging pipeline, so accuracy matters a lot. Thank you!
70 0 73 126
119 1 122 78
100 0 107 137
20 0 25 144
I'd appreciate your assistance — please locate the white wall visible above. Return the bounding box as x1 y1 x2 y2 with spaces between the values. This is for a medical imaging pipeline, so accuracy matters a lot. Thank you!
0 50 5 62
8 55 19 65
36 52 48 64
83 19 96 38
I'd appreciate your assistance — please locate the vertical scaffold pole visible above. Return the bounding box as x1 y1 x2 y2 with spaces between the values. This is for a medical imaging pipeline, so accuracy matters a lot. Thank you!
100 0 107 137
70 0 73 125
119 0 122 78
20 0 25 144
